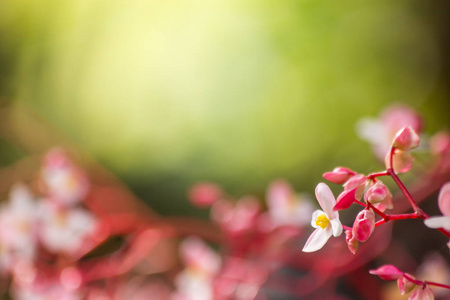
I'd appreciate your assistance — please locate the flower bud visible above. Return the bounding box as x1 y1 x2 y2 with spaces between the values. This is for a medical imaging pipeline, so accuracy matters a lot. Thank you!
392 126 420 151
397 274 416 295
323 167 356 184
343 174 367 200
345 230 359 254
369 264 403 281
353 209 375 242
333 188 357 211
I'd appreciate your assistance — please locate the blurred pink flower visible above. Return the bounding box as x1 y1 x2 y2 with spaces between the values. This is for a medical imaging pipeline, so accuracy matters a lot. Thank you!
265 180 314 228
0 184 39 269
37 201 98 256
357 105 422 160
42 148 89 206
173 237 221 300
302 183 343 252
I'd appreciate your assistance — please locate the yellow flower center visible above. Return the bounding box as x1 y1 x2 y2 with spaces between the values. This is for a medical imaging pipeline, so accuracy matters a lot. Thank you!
315 214 329 229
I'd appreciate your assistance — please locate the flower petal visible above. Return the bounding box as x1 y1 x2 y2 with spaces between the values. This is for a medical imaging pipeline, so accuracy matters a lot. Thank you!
302 226 333 253
329 219 343 237
424 216 450 230
315 183 338 220
438 182 450 217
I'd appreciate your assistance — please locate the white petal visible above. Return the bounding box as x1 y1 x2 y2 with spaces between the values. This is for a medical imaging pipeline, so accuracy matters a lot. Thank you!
329 219 343 237
315 183 338 220
424 216 450 230
302 226 333 253
311 210 325 228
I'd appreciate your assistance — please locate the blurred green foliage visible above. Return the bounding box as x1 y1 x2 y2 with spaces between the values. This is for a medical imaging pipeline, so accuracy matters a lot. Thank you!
0 0 449 215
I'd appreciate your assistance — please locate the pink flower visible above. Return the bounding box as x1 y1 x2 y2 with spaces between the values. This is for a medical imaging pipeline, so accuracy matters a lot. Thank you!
424 182 450 230
302 183 343 252
409 285 434 300
0 184 39 268
37 201 98 256
174 237 221 300
265 180 314 228
42 148 89 207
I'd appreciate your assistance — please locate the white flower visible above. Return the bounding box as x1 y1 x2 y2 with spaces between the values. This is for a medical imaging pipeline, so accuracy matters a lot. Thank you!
424 182 450 230
302 183 343 252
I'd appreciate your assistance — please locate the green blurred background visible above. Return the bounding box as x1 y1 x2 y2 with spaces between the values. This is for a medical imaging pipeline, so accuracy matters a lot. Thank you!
0 0 449 216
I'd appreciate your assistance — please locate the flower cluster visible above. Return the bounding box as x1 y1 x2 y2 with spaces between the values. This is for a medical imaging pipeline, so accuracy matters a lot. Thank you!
302 105 450 299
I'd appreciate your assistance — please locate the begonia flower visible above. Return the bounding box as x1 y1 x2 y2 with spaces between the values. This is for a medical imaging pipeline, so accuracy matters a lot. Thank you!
424 182 450 230
302 183 343 252
265 180 314 228
211 197 260 234
408 285 434 300
343 174 367 200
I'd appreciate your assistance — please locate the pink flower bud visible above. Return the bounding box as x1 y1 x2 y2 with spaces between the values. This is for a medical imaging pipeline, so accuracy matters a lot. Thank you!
369 265 403 281
408 286 434 300
397 274 416 295
345 230 359 254
365 181 389 204
392 126 420 151
385 148 414 173
333 188 357 211
323 167 356 184
353 209 375 242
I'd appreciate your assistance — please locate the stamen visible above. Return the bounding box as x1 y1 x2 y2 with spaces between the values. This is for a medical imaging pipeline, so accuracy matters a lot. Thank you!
315 214 329 229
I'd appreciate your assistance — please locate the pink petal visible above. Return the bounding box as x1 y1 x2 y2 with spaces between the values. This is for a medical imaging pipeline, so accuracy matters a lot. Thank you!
438 182 450 217
385 149 414 173
369 265 403 280
302 226 333 253
333 188 357 211
424 216 450 230
315 183 337 220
